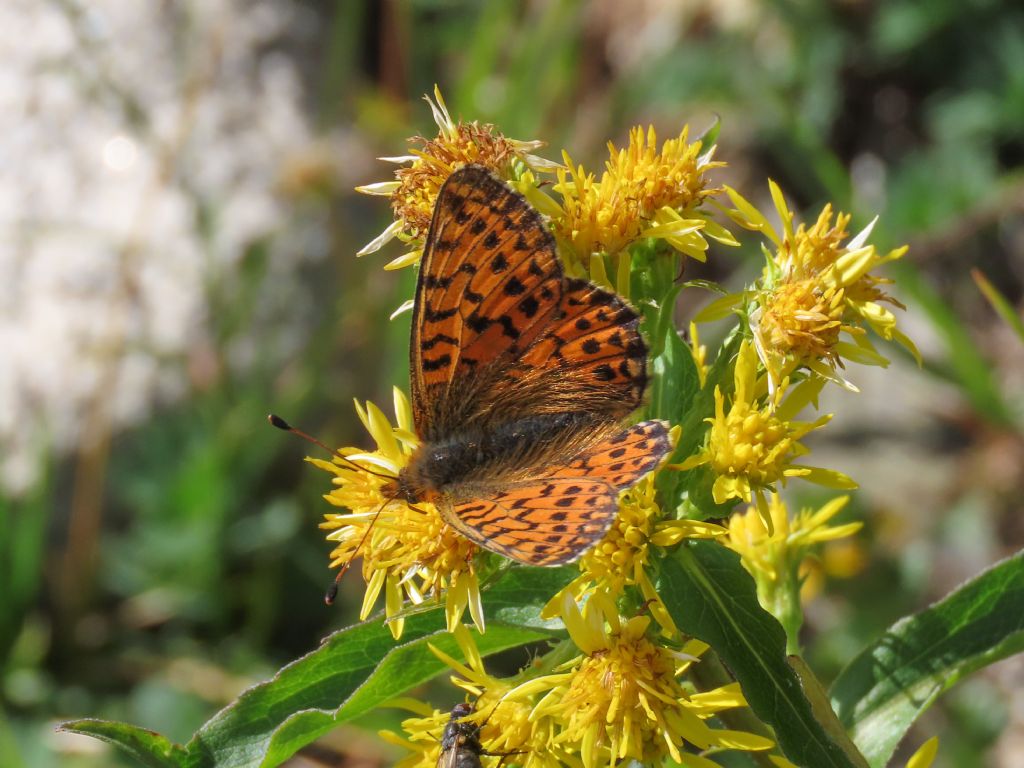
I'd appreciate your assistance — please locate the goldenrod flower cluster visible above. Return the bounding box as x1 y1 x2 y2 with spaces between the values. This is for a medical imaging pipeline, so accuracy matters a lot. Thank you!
548 125 734 268
673 340 856 530
383 620 770 768
700 181 919 391
726 493 862 651
307 87 935 767
316 389 484 638
355 86 557 273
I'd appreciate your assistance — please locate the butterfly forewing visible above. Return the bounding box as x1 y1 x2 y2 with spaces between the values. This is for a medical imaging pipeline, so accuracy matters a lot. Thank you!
412 166 563 440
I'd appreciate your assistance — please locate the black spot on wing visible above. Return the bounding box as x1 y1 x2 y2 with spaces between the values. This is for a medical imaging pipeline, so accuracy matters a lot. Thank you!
421 354 451 372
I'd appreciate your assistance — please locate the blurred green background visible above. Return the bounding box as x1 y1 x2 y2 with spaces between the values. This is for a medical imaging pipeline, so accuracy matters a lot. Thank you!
2 1 1022 766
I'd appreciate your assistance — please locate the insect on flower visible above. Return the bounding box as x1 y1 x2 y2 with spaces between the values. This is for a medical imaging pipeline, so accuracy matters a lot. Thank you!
276 164 672 603
438 701 522 768
384 164 671 566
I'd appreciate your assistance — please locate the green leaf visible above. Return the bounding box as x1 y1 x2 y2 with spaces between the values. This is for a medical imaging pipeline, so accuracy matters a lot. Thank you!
830 549 1024 767
62 598 552 767
484 565 575 630
0 467 51 668
658 541 866 768
892 262 1013 426
649 317 699 511
678 464 740 520
57 720 186 768
972 269 1024 344
695 115 721 149
191 618 544 768
649 300 699 426
657 330 741 512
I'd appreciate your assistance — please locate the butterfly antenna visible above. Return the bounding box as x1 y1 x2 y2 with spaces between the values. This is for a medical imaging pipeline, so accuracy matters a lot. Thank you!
324 495 391 606
268 414 399 606
267 414 394 480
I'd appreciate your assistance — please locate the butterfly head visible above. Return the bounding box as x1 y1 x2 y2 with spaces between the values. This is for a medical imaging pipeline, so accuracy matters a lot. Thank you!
379 476 409 503
391 440 470 504
381 462 442 510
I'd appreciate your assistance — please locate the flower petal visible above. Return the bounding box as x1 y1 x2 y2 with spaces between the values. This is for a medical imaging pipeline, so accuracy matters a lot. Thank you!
357 219 404 256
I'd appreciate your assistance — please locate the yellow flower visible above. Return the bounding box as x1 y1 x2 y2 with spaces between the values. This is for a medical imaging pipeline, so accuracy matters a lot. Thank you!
726 493 862 647
313 388 483 638
355 85 557 271
542 473 727 636
527 593 773 767
544 126 736 269
552 157 644 267
380 572 775 768
754 277 846 378
728 493 862 586
672 341 856 530
380 625 569 768
709 182 919 390
607 126 720 215
689 321 709 388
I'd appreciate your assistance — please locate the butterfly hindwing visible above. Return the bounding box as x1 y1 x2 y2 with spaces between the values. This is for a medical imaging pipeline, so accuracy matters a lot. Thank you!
411 166 563 440
448 477 620 566
551 419 671 484
444 421 672 566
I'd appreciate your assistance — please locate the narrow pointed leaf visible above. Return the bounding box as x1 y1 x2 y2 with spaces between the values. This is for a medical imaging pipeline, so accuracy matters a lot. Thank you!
972 269 1024 343
658 541 864 768
57 721 186 768
830 549 1024 767
193 619 544 767
61 568 563 768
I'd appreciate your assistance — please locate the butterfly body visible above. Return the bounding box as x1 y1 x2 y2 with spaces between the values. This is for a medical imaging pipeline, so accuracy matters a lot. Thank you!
397 411 610 494
400 164 672 566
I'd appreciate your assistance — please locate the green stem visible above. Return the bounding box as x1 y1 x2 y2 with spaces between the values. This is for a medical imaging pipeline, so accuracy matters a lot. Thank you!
769 563 805 656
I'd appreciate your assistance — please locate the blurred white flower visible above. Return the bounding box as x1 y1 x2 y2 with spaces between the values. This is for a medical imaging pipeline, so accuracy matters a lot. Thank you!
0 0 332 493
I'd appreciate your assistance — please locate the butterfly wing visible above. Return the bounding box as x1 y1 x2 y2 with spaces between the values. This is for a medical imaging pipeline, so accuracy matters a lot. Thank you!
444 421 671 565
412 166 654 432
410 166 669 565
548 419 670 483
507 278 649 419
411 165 564 442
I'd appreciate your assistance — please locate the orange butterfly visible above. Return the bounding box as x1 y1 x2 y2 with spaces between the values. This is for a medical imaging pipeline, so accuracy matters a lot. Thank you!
385 164 670 566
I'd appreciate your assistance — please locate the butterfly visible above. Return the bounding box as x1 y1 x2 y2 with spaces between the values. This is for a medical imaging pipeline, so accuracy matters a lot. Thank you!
385 164 671 566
